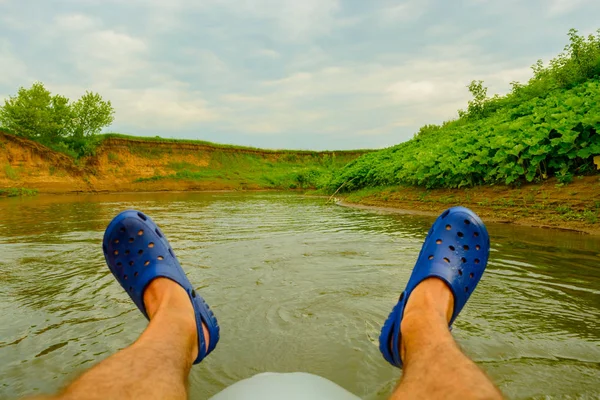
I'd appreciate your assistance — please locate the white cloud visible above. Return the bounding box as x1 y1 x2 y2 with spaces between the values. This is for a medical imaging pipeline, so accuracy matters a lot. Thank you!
44 14 219 130
256 49 280 59
379 0 430 24
214 0 342 41
386 80 460 104
1 0 596 149
112 88 219 129
220 94 265 104
54 14 97 31
547 0 589 16
0 39 29 87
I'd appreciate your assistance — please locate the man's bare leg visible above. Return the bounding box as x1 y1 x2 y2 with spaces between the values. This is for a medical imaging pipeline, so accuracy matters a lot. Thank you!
390 278 502 400
32 278 208 400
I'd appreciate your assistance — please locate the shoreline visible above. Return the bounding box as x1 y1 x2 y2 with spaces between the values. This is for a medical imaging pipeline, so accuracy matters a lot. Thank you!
336 200 595 235
334 177 600 236
3 185 597 236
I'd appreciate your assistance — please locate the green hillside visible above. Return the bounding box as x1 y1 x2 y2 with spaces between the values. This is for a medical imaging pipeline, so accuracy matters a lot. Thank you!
327 29 600 191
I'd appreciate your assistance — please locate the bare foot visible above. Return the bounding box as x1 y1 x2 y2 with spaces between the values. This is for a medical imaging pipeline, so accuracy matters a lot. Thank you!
399 278 454 361
143 277 210 360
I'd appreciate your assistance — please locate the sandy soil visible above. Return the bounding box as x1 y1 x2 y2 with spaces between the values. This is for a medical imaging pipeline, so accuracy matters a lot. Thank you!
337 176 600 235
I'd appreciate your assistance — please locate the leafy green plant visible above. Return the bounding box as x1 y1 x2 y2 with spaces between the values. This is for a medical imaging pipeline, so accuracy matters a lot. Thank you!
0 82 114 158
4 164 18 180
583 210 598 224
108 152 119 162
556 205 573 214
327 29 600 192
0 187 37 197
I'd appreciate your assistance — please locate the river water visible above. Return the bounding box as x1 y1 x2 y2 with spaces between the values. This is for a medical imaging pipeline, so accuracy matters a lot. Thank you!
0 192 598 399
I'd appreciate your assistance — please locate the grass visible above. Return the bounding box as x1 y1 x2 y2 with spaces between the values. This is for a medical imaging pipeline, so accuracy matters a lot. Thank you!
126 144 169 159
134 151 353 190
4 164 18 180
100 133 374 155
1 129 369 191
0 187 38 197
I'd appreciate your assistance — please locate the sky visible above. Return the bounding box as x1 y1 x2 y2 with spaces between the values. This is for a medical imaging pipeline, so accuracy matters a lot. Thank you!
0 1 598 150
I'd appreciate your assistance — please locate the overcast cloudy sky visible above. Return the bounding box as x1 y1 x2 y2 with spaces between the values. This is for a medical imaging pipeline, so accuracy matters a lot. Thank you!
0 0 598 150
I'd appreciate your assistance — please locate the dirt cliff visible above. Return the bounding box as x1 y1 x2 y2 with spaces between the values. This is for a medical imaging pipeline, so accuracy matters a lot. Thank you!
0 132 367 193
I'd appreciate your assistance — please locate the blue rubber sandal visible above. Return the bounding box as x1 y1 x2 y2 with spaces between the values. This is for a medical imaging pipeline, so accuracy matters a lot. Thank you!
102 210 219 364
379 206 490 368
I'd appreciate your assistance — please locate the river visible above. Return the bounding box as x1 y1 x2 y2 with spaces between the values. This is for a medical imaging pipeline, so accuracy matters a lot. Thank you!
0 192 598 399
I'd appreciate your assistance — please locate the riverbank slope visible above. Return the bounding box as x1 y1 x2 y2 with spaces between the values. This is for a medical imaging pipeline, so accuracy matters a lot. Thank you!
338 176 600 235
0 132 369 194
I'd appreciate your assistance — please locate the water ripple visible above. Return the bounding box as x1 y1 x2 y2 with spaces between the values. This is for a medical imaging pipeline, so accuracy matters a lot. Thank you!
0 192 598 400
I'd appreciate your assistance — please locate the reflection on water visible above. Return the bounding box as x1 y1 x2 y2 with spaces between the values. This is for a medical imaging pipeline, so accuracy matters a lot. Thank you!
0 192 599 399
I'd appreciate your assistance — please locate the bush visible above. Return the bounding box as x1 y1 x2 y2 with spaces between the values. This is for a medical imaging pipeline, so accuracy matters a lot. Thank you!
0 83 114 158
327 29 600 191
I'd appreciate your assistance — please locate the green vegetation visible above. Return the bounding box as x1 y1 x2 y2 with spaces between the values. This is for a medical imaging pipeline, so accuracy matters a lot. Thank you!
100 132 372 154
4 164 19 180
0 82 114 158
136 151 354 190
328 29 600 192
0 187 38 197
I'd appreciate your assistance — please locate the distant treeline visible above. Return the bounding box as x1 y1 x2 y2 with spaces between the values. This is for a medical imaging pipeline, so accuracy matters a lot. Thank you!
327 29 600 191
0 83 114 158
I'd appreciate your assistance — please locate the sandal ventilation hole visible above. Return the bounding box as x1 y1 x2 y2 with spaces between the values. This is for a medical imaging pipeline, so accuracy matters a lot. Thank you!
137 212 147 221
117 262 122 267
129 286 133 292
114 239 119 244
129 261 134 266
158 256 164 261
445 224 452 231
476 245 481 251
428 255 434 260
457 232 464 238
113 250 119 256
124 274 128 280
148 242 154 248
464 219 471 225
138 229 144 236
458 269 463 276
470 273 474 278
474 232 479 237
442 210 450 219
155 228 163 238
134 271 139 277
436 239 443 244
463 245 470 251
443 257 450 263
449 245 455 251
129 238 134 243
461 257 467 263
120 227 126 233
475 259 480 264
465 287 469 292
138 249 143 255
144 260 150 266
125 250 130 255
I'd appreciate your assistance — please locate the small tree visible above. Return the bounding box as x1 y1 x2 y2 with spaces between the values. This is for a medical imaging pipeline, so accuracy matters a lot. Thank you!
69 91 115 138
0 83 115 157
466 80 488 118
0 82 71 142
